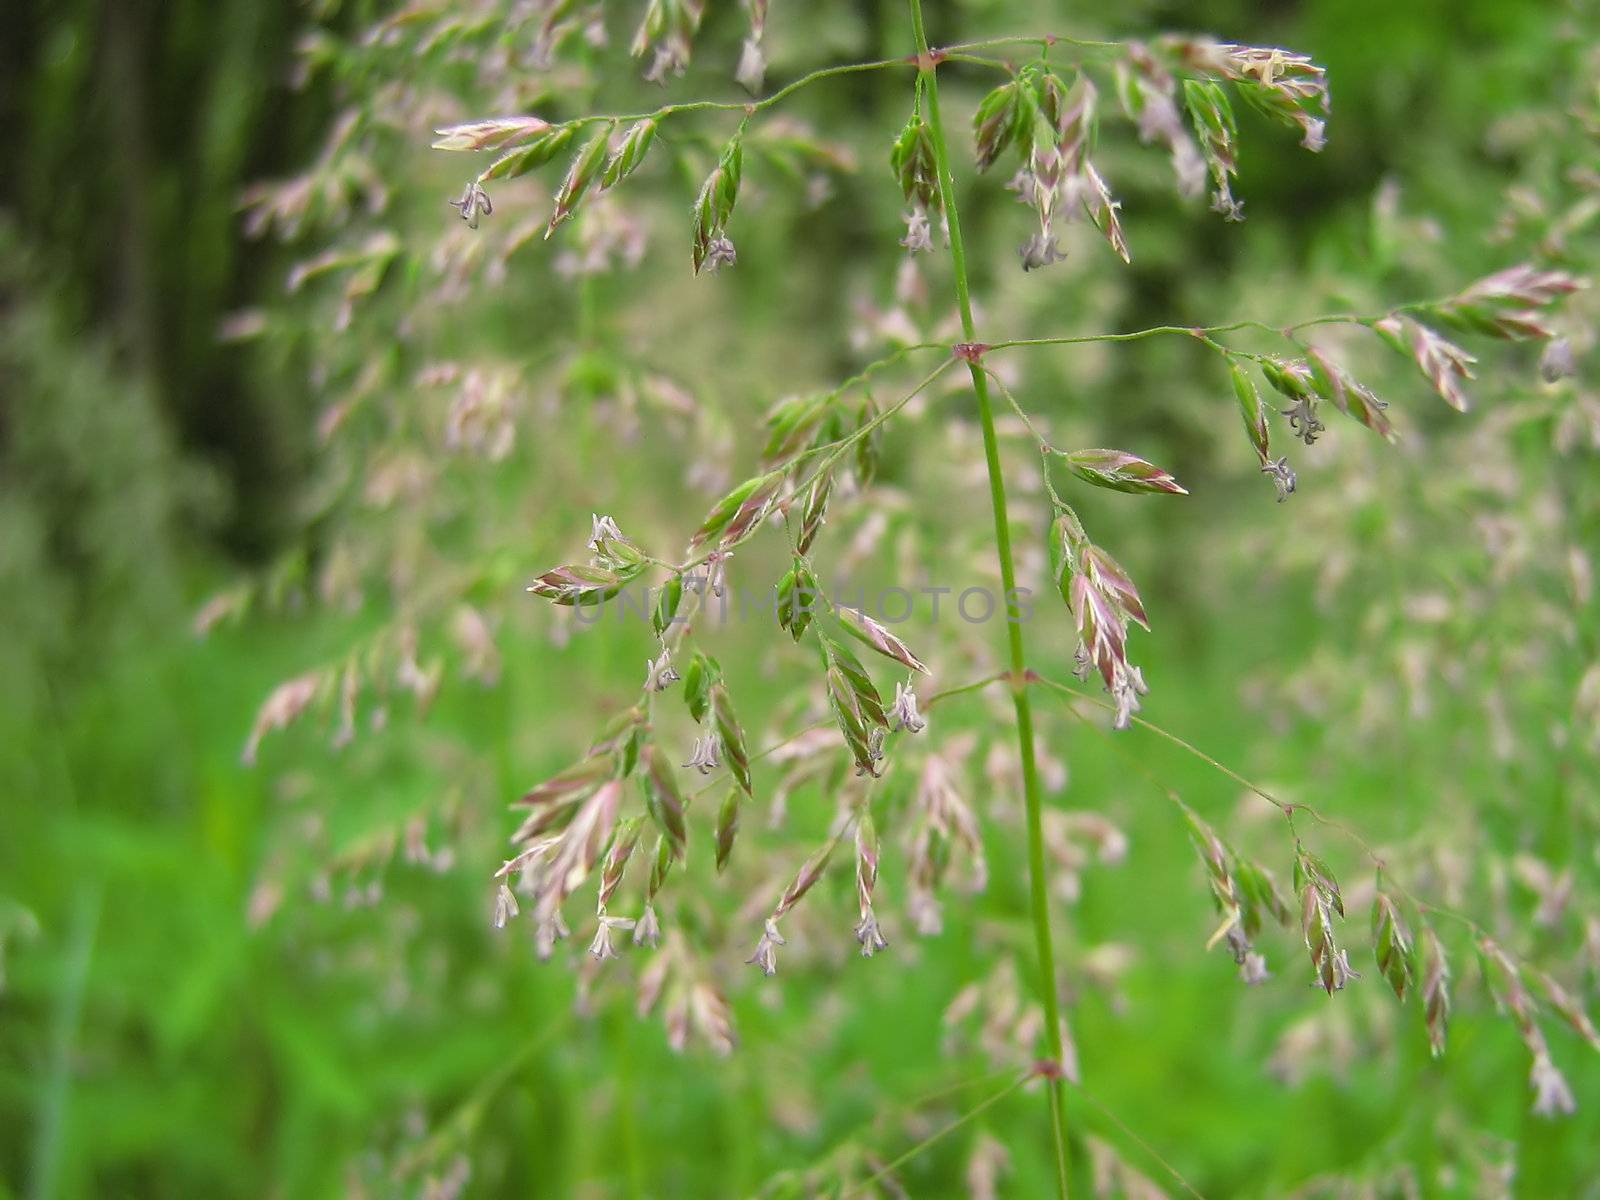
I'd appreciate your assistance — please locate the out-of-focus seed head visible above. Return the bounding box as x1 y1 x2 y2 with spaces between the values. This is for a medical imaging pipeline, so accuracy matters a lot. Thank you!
534 911 570 961
682 982 733 1055
1530 1054 1578 1118
1539 336 1578 382
1530 970 1600 1061
632 0 705 83
1117 43 1207 199
1429 265 1584 341
735 38 766 94
714 785 740 871
243 672 324 765
1420 928 1451 1057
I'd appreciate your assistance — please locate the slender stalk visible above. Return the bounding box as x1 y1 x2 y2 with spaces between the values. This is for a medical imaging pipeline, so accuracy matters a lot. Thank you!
906 4 1071 1194
848 1071 1033 1197
1031 668 1492 939
670 356 956 576
569 57 914 128
945 32 1124 53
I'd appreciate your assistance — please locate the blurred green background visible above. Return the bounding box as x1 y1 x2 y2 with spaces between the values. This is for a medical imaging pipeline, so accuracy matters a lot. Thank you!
2 1 1597 1197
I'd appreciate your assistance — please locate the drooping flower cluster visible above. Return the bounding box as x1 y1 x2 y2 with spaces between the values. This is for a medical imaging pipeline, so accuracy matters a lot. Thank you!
973 68 1130 269
1115 43 1207 199
889 95 942 255
735 0 769 94
631 0 706 84
905 738 987 936
853 812 888 956
746 817 850 976
1211 263 1575 508
1294 846 1357 994
1184 41 1331 152
1051 508 1151 729
1481 938 1579 1118
226 2 1600 1150
1183 805 1291 985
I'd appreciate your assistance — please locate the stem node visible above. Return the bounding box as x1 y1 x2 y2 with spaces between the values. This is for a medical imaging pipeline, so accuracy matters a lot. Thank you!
1032 1057 1068 1081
